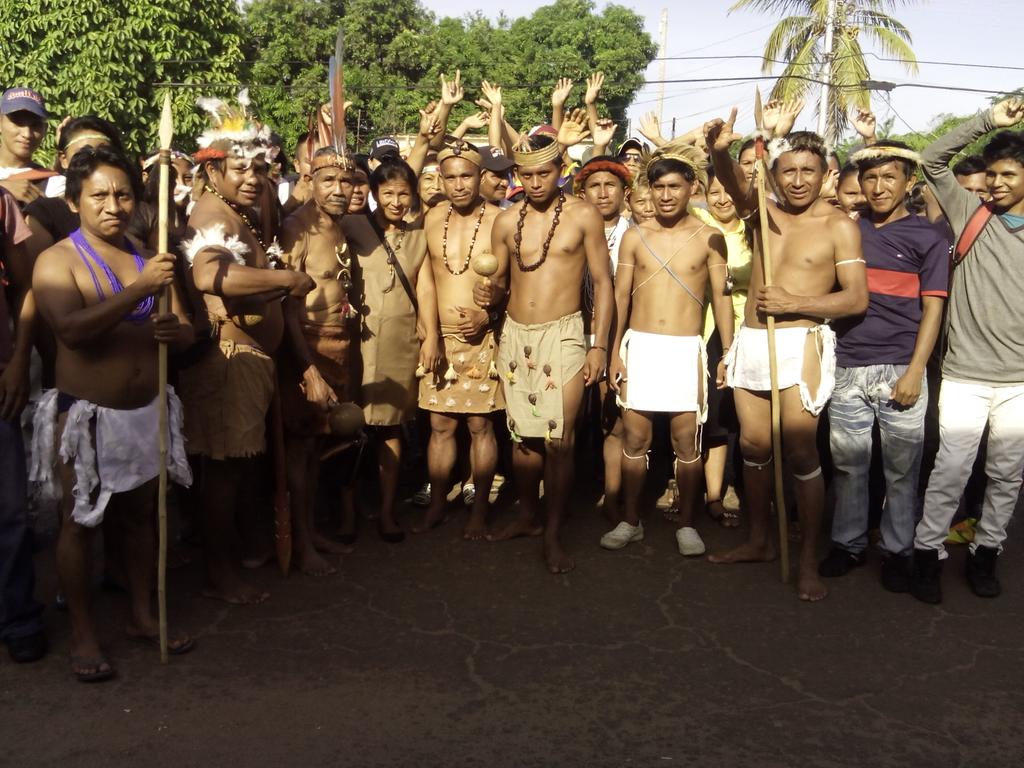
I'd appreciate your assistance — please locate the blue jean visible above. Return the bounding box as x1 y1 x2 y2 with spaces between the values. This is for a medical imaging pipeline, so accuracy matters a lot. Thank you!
828 365 927 556
0 417 44 641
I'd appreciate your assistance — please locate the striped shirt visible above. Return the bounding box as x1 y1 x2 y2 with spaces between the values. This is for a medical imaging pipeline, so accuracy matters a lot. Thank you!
834 214 950 367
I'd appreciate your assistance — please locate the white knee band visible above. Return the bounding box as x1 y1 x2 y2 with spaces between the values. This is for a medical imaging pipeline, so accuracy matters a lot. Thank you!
674 453 701 466
622 448 650 468
793 466 822 481
743 457 772 470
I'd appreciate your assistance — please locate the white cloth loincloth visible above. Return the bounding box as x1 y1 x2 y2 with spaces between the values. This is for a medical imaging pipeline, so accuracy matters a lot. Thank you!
616 329 708 418
29 388 192 527
724 324 836 416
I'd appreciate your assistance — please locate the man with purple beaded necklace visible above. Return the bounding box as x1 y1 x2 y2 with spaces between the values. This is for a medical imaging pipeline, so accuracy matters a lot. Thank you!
31 145 195 682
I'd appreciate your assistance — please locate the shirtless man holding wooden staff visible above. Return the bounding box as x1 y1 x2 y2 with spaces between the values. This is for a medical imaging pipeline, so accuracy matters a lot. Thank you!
475 134 614 574
704 109 868 601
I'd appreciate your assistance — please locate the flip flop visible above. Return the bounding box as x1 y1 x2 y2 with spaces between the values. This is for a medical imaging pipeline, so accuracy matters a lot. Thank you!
127 631 196 656
71 655 115 683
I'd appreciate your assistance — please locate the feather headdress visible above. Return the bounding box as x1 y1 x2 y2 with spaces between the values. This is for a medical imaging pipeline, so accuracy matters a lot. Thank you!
635 137 708 191
193 89 274 163
849 144 922 166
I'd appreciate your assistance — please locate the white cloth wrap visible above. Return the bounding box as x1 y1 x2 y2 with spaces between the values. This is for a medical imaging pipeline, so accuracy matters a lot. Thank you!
180 222 249 266
725 324 836 416
616 330 708 419
30 388 192 527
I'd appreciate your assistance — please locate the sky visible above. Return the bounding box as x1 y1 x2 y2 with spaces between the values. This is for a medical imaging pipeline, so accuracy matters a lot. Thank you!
418 0 1021 140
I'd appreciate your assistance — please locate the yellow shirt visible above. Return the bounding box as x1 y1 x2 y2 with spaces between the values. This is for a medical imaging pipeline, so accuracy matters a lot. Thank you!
690 205 752 341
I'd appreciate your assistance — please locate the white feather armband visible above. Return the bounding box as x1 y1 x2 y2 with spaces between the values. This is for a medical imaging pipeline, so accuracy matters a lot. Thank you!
180 223 250 266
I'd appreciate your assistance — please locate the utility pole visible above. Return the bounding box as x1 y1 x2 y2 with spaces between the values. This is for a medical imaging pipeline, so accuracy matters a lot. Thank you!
657 8 668 127
817 0 837 140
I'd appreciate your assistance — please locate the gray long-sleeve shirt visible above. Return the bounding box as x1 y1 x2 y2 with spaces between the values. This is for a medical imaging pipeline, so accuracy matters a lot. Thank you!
922 111 1024 385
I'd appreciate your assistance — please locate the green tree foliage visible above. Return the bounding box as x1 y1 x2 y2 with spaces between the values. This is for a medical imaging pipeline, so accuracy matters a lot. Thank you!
242 0 657 152
0 0 244 159
731 0 918 142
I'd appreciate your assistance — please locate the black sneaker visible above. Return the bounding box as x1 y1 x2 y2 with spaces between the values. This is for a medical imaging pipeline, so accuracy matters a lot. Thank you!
910 548 943 604
881 554 911 593
818 547 866 577
966 546 1001 598
6 631 48 664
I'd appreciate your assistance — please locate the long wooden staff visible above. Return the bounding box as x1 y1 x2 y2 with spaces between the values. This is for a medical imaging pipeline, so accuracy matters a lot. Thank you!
156 93 173 662
753 89 790 583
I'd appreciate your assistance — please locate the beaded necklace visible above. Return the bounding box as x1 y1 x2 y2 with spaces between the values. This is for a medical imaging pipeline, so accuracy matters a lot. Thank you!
69 228 154 324
204 184 267 250
512 190 565 273
442 201 487 275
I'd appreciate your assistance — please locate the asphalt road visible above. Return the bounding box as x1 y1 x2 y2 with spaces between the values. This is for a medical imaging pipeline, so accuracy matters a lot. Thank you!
3 476 1023 768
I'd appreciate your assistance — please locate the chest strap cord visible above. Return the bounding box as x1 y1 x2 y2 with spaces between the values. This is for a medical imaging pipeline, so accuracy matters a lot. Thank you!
633 226 707 307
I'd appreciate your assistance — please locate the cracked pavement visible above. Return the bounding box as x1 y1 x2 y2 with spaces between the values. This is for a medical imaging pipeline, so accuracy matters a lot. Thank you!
2 490 1023 767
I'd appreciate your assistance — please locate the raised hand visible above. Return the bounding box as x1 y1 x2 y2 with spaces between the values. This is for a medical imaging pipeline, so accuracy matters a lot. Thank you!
704 107 742 153
319 100 353 124
772 98 805 137
584 72 605 106
591 118 617 149
557 107 591 147
637 110 664 145
761 99 783 134
480 80 502 109
462 111 490 131
551 77 574 109
852 108 877 140
418 104 441 138
992 97 1024 127
439 70 464 106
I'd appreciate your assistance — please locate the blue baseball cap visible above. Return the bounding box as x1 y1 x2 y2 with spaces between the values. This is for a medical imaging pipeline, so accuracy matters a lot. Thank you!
1 87 47 119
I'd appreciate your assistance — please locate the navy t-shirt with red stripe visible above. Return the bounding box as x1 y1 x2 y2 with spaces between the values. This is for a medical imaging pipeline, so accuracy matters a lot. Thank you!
834 214 950 368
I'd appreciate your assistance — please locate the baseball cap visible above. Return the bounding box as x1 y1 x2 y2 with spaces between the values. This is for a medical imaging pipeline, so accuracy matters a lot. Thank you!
616 137 647 157
1 87 47 119
528 124 558 140
369 136 401 161
480 146 514 173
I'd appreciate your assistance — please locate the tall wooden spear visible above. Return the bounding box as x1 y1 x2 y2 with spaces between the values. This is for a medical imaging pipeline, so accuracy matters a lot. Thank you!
753 89 790 583
156 93 173 662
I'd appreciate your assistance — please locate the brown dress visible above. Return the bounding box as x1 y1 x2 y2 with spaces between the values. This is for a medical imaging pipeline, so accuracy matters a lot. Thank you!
342 214 426 427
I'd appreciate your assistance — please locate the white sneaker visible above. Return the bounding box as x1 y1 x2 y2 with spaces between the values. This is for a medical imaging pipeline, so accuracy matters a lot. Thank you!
676 526 706 556
600 521 644 550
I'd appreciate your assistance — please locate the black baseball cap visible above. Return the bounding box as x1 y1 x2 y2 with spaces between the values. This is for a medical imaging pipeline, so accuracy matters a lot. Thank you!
480 145 514 173
369 136 401 160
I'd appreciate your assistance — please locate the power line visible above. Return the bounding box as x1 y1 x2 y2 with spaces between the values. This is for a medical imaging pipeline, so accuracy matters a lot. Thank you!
153 74 1012 98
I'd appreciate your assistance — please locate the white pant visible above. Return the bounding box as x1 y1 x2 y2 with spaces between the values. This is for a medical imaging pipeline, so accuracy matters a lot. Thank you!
915 379 1024 553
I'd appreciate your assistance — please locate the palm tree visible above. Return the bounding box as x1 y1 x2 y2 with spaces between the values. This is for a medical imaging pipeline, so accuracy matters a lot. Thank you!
730 0 919 142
